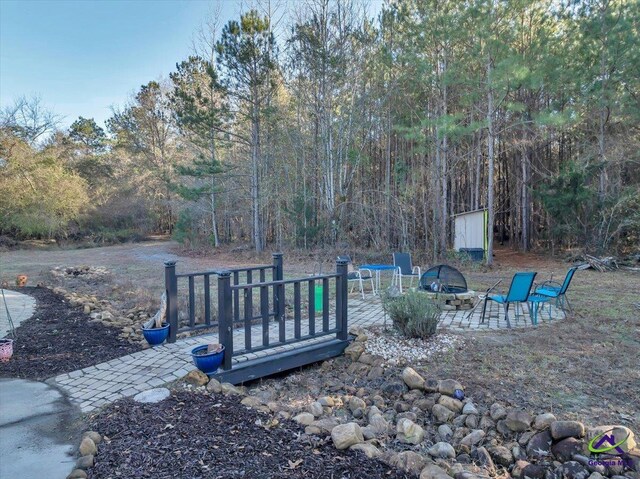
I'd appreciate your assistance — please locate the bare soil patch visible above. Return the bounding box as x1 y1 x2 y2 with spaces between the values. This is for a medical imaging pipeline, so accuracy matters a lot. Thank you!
0 287 140 380
88 390 409 479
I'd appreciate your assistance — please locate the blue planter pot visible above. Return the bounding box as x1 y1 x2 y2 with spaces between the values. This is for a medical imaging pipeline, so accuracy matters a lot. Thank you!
142 323 170 346
191 345 225 374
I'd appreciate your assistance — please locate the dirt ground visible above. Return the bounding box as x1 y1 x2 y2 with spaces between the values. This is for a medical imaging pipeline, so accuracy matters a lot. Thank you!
2 240 639 431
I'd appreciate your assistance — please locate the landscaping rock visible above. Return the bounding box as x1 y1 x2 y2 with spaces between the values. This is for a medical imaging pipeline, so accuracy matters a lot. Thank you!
560 461 590 479
462 402 478 415
526 429 553 458
487 445 513 467
318 396 335 407
496 420 511 436
464 414 478 429
438 379 463 396
312 417 340 434
206 378 222 393
428 442 456 459
505 409 532 432
382 382 408 396
420 464 451 479
67 470 88 479
349 396 366 414
534 413 556 430
293 412 315 426
490 403 507 421
344 342 365 361
240 396 264 409
432 404 456 423
331 423 364 450
221 383 244 395
522 463 546 479
76 455 94 469
402 367 425 390
308 401 324 417
438 424 454 442
438 395 463 413
392 451 428 476
350 443 381 459
184 370 209 386
82 431 102 445
78 437 97 456
396 418 425 444
460 429 485 447
133 387 171 404
368 414 392 436
551 437 584 462
550 421 585 440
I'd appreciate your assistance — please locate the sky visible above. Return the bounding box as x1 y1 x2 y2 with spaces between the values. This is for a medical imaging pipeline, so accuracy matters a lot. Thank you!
0 0 240 130
1 0 385 132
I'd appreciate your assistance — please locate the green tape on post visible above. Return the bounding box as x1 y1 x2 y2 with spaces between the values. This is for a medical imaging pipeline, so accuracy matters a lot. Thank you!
314 284 323 313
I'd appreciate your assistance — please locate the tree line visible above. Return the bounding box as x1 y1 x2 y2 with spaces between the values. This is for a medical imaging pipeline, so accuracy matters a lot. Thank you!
1 0 638 261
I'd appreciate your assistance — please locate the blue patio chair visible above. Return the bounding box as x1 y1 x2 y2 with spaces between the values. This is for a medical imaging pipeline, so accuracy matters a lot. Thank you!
392 252 421 293
337 255 374 299
534 267 578 315
481 272 537 328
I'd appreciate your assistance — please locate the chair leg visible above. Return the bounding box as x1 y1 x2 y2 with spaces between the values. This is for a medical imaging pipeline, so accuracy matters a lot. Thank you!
504 302 512 328
369 277 375 296
359 277 365 299
398 275 403 294
563 294 574 315
481 297 489 324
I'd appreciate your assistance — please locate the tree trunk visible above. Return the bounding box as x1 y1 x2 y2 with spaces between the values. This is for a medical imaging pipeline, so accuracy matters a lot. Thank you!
486 58 495 266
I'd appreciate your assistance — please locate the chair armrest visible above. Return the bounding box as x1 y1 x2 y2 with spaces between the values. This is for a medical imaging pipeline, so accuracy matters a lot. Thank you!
538 280 562 289
412 266 421 276
358 268 373 276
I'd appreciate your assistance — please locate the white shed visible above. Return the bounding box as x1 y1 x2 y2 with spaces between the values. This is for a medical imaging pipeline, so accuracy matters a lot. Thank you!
453 209 488 259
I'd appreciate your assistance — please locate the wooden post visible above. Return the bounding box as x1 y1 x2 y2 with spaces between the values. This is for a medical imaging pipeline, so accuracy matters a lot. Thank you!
336 258 349 340
164 261 178 343
272 253 284 337
217 271 233 370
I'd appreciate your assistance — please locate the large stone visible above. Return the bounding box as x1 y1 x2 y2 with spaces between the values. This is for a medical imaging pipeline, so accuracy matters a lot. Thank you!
311 417 340 434
382 381 408 396
240 396 264 409
368 414 391 436
490 403 507 421
526 430 553 458
505 409 532 432
183 369 209 386
393 451 428 476
78 437 97 456
534 413 556 430
560 461 590 479
134 387 170 404
420 464 451 479
522 463 546 479
350 443 381 459
428 441 456 459
462 402 478 415
331 423 364 450
206 378 222 393
348 396 366 414
460 429 485 447
396 418 425 444
75 455 94 470
402 367 426 390
220 383 243 395
438 395 464 413
487 445 513 467
550 421 585 440
438 424 454 442
67 470 88 479
472 446 495 474
344 342 365 361
308 401 324 417
82 431 102 445
586 425 636 453
438 379 464 397
293 412 315 426
551 437 585 462
432 404 456 423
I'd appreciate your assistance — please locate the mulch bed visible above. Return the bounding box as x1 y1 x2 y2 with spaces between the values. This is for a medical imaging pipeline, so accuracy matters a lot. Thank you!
88 390 410 479
0 286 140 380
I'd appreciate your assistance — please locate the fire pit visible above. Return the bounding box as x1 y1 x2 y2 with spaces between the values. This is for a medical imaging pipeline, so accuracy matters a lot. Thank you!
418 265 475 310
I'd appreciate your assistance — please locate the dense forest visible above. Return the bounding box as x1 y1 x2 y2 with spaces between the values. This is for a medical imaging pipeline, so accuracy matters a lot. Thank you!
1 0 639 262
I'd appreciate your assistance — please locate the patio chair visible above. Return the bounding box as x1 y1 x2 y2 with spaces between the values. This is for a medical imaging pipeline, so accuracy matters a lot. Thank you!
392 252 421 293
337 255 374 299
534 267 578 316
481 272 537 328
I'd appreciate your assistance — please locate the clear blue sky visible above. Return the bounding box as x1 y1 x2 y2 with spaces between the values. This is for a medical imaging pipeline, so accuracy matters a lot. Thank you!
0 0 238 129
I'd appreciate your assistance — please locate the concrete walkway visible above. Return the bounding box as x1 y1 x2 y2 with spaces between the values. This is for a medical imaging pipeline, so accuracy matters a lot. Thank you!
0 289 36 338
50 296 564 413
0 378 80 479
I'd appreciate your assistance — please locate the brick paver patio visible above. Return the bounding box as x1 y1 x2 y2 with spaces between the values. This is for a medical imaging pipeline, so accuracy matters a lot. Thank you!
50 295 564 412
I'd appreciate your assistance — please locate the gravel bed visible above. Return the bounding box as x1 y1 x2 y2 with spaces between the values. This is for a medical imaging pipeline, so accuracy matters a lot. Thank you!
88 390 410 479
364 326 464 365
0 286 141 380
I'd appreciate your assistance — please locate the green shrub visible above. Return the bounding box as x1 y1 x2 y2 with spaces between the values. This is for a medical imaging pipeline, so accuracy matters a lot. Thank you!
382 290 441 339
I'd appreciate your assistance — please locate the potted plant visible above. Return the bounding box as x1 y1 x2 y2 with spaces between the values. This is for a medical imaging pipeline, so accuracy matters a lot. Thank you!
142 292 169 346
191 343 225 374
0 338 13 362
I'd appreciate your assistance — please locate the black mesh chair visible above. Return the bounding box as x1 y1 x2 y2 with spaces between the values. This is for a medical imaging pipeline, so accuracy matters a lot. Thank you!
392 252 421 293
337 255 374 299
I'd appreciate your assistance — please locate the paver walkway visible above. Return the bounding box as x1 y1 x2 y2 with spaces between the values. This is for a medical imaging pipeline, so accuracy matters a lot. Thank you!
0 289 36 338
51 295 564 413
